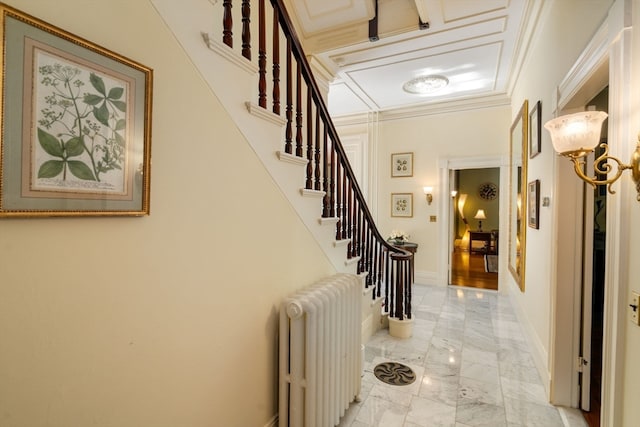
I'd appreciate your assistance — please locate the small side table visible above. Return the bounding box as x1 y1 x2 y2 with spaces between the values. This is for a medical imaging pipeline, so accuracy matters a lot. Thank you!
391 242 418 254
469 231 491 254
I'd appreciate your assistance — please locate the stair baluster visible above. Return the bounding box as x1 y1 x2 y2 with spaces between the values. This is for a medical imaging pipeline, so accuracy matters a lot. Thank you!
216 0 414 322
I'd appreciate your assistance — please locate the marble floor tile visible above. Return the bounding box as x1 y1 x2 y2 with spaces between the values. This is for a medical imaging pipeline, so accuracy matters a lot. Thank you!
405 396 457 427
460 360 500 384
497 347 535 367
369 383 415 407
418 372 459 406
499 361 543 385
354 395 407 427
455 401 508 427
458 376 504 406
461 347 498 368
500 377 547 405
504 397 564 427
336 284 587 427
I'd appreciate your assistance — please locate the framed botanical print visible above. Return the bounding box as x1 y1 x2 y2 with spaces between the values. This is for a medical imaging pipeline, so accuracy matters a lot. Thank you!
391 152 413 177
0 4 153 217
391 193 413 217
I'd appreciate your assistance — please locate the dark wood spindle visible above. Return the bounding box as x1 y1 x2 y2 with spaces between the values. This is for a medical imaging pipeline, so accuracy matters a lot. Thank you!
358 211 365 273
263 0 414 321
335 162 342 240
329 140 336 217
366 227 373 287
373 242 381 296
272 8 280 115
305 89 313 189
241 0 251 60
295 62 303 157
384 252 391 313
322 129 329 217
347 191 356 258
314 110 321 190
284 38 293 154
405 259 412 319
389 260 396 317
341 172 348 239
396 262 403 319
355 205 362 262
223 0 233 48
258 0 266 108
360 222 368 276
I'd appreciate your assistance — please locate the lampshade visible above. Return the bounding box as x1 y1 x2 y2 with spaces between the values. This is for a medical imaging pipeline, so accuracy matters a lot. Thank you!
423 186 433 194
544 111 608 156
474 209 487 220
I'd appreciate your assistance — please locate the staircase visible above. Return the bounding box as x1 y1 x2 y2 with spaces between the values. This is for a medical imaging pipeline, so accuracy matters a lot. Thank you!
151 0 413 341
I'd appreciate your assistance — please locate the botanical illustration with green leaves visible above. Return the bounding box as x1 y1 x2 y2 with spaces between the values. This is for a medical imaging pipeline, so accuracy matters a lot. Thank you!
33 50 128 193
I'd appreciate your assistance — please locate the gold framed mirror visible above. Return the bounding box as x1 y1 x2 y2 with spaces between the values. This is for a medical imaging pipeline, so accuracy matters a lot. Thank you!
508 100 528 291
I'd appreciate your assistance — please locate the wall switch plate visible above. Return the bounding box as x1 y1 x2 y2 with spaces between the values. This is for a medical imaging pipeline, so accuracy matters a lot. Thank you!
631 291 640 325
430 215 437 222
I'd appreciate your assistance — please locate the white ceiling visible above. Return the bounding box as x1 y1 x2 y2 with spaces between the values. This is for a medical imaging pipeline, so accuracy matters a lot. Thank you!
286 0 533 117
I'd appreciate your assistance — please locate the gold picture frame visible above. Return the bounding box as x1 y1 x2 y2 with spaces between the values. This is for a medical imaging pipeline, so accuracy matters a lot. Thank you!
0 4 153 217
528 179 540 229
391 152 413 177
508 100 528 292
391 193 413 217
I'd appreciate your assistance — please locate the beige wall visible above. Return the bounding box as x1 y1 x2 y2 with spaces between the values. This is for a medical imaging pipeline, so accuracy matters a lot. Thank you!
0 1 334 426
375 106 510 279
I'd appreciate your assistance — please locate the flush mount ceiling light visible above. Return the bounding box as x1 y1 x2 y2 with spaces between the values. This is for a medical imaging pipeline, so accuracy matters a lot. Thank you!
403 75 449 95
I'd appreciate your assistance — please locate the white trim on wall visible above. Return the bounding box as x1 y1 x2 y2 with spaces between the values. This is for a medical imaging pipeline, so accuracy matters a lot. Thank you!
437 156 507 290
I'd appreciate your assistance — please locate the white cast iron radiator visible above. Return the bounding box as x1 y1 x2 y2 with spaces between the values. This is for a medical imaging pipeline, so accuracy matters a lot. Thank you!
279 273 362 427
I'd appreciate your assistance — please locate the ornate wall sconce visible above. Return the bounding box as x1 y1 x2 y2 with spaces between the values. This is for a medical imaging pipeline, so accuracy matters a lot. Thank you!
423 186 433 205
544 111 640 199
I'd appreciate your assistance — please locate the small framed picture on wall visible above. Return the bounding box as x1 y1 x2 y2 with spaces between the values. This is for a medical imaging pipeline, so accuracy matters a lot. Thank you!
391 193 413 217
391 152 413 177
528 179 540 229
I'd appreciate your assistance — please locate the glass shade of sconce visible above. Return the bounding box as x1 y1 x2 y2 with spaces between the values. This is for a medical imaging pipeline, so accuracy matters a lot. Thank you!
544 111 640 199
423 186 433 205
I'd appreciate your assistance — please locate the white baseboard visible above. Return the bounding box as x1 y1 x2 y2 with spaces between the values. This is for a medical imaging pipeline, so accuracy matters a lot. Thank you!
263 414 277 427
507 283 552 399
415 270 441 286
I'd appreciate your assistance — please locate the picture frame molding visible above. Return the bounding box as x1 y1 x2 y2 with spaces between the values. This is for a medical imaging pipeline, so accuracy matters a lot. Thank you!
391 152 413 177
528 179 540 229
391 193 413 217
0 4 153 217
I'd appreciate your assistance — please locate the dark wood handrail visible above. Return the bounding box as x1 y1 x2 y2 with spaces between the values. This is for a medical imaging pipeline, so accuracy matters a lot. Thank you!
220 0 413 320
269 0 408 260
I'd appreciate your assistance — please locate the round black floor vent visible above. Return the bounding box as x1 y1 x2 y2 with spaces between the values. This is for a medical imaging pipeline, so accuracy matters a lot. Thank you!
373 362 416 386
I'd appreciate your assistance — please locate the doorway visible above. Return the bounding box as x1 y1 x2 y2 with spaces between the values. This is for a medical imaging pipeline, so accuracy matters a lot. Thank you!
449 168 499 290
580 88 608 427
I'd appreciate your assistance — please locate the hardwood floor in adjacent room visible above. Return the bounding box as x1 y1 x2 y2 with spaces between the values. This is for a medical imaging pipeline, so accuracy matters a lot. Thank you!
450 249 498 290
